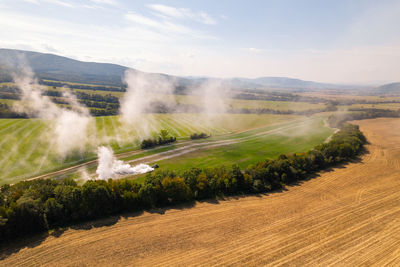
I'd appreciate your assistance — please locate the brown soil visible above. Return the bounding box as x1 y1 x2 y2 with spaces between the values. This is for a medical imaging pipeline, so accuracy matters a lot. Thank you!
2 118 400 266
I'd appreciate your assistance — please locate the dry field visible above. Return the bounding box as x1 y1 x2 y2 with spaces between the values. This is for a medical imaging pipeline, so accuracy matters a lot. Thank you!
1 118 400 266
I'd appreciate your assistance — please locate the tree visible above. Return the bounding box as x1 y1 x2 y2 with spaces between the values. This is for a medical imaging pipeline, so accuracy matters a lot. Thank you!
159 129 170 141
81 181 112 218
44 198 64 226
162 177 192 203
138 183 157 208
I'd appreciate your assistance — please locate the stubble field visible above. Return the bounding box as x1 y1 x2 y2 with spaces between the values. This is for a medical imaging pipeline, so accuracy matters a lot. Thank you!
1 118 399 266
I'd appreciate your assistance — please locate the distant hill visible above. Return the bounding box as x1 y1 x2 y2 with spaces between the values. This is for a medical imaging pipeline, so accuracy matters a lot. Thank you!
371 82 400 94
0 48 130 86
0 48 357 91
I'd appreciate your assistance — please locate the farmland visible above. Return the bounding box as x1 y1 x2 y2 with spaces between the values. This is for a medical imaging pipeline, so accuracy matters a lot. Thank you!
2 118 399 266
126 117 333 172
0 113 334 185
337 103 400 111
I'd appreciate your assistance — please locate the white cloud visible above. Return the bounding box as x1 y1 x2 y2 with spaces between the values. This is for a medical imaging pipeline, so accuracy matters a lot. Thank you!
23 0 39 4
3 1 400 84
248 47 263 54
148 4 216 25
22 0 75 8
89 0 118 6
124 12 216 39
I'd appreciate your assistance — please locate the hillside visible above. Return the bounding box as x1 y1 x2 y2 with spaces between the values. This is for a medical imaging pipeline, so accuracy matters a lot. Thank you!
372 82 400 94
0 49 131 86
233 76 347 90
0 48 353 91
1 118 399 266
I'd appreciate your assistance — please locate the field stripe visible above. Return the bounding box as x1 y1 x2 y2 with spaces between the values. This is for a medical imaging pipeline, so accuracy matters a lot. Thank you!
0 122 42 170
0 123 47 180
0 120 35 152
0 119 25 135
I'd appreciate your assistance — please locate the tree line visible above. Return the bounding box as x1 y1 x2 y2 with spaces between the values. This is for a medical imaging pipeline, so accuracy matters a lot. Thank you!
0 85 121 117
328 108 400 128
140 130 177 149
0 123 366 243
39 80 126 92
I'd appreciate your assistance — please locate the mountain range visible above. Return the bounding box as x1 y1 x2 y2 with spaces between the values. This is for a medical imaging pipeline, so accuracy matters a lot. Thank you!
0 48 397 93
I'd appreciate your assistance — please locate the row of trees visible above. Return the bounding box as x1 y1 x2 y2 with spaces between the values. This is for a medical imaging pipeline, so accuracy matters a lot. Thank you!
328 108 400 127
39 80 126 92
140 130 177 149
0 85 121 117
0 103 27 118
229 103 338 116
0 123 366 243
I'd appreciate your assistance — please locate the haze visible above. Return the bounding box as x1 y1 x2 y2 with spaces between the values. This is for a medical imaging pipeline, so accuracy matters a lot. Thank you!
1 0 399 84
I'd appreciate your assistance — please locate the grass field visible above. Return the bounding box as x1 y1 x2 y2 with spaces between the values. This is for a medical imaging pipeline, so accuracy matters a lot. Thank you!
2 118 399 266
1 81 327 112
130 118 333 172
0 113 314 185
43 88 328 111
297 92 400 102
0 99 17 105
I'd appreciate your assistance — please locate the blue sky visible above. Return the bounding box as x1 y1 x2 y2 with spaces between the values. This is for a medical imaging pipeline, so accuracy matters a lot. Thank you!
0 0 399 84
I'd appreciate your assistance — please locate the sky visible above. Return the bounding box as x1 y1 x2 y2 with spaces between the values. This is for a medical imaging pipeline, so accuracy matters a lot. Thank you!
0 0 399 84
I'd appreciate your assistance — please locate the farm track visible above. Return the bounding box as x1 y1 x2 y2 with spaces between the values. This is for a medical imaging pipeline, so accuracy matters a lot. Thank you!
1 118 400 266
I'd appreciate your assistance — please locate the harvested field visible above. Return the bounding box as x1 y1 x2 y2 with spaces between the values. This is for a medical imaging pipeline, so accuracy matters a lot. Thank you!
1 118 400 266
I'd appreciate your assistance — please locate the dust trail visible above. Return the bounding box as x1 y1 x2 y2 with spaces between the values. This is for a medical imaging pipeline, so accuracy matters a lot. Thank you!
96 146 154 180
109 116 123 148
11 61 93 157
35 137 57 175
79 167 93 182
119 70 176 139
100 116 111 146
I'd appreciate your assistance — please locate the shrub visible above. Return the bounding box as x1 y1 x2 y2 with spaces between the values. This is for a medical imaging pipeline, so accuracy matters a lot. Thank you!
190 133 209 140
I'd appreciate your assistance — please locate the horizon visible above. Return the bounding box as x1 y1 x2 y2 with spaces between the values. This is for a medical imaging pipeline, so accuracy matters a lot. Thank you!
0 0 399 84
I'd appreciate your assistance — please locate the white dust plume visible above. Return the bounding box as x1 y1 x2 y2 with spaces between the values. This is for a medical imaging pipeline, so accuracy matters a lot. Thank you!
96 146 154 180
199 79 231 115
12 64 92 156
119 70 176 137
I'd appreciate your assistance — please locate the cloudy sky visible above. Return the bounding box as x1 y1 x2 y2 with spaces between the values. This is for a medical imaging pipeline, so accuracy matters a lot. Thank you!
0 0 399 84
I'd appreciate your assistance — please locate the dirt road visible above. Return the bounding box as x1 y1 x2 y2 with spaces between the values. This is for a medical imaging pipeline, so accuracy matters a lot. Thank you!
2 118 400 266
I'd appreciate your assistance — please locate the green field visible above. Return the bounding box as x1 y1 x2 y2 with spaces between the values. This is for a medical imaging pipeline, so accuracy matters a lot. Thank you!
44 88 328 111
1 81 327 112
118 117 333 177
0 113 311 185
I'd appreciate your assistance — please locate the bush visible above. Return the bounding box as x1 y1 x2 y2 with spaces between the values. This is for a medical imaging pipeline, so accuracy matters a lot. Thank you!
190 133 209 140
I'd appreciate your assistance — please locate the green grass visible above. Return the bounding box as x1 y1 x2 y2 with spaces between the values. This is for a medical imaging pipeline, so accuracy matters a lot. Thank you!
0 113 303 185
1 81 327 112
145 117 333 172
0 99 18 105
